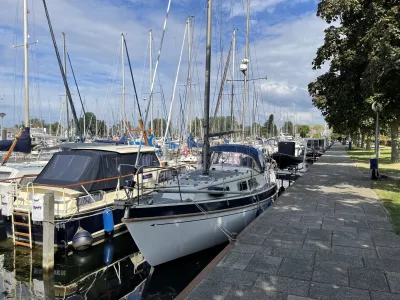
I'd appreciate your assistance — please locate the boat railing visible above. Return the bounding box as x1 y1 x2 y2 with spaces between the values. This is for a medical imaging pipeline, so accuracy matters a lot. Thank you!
0 174 39 215
23 174 136 215
116 164 188 205
12 166 185 215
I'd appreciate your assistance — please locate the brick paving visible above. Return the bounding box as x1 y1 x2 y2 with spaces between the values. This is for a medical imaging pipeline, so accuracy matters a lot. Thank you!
186 144 400 300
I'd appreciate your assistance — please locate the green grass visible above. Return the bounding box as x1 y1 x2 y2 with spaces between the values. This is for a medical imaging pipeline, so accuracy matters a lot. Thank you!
347 146 400 234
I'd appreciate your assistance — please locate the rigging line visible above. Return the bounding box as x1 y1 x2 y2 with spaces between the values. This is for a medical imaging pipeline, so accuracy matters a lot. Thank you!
142 0 173 138
123 37 150 155
212 35 233 127
163 23 187 144
31 0 42 126
41 0 83 141
66 52 86 127
151 35 169 131
13 0 20 126
99 42 120 127
139 35 149 101
123 39 142 118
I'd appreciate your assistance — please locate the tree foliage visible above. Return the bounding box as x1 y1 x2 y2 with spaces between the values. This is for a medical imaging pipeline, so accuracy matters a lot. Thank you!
263 114 277 137
309 0 400 162
282 121 294 135
297 124 311 138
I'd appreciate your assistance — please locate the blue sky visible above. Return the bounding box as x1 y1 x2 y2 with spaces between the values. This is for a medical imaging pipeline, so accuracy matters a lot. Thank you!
0 0 327 129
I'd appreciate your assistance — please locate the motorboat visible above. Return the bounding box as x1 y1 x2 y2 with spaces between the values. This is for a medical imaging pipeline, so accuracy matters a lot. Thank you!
4 145 186 247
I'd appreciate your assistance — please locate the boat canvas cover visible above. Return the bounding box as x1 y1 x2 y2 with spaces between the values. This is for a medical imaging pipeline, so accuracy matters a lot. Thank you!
209 144 264 170
95 134 127 145
0 127 31 153
33 149 157 192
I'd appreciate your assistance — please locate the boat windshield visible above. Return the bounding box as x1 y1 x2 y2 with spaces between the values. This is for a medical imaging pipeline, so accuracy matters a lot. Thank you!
37 148 60 161
39 153 92 182
210 152 259 171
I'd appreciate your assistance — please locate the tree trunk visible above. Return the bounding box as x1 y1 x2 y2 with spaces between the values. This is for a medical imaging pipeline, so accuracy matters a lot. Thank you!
361 131 365 149
366 135 371 150
391 119 399 163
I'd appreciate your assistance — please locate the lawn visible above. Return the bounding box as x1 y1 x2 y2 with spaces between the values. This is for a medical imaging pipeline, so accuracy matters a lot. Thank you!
347 146 400 234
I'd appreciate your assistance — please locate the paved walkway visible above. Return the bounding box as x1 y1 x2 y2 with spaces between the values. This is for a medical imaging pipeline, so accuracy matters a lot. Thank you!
184 144 400 300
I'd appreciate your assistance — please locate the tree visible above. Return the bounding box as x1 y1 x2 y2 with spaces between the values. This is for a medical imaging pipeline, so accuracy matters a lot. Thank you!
79 112 96 136
297 125 310 138
282 121 294 135
263 114 277 137
309 0 400 162
51 122 60 135
149 118 167 137
78 112 108 137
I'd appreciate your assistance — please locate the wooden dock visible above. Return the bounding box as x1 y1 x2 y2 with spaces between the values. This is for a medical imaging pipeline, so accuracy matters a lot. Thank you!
180 144 400 300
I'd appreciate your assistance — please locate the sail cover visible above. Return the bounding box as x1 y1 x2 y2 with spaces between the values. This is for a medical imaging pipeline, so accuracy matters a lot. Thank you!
33 149 159 192
0 127 31 153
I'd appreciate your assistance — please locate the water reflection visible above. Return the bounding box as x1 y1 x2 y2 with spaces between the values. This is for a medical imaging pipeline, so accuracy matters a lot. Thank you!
0 226 226 300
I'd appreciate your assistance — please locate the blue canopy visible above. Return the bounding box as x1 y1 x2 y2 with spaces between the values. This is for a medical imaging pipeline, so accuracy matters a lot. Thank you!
209 144 264 170
129 134 154 146
0 127 31 153
95 134 126 145
187 133 202 149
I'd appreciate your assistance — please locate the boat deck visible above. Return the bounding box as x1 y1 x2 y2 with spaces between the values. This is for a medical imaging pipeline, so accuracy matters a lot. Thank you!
180 144 400 300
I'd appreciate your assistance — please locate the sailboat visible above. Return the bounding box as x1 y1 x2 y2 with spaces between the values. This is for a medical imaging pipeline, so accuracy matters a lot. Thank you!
119 0 278 267
0 0 32 155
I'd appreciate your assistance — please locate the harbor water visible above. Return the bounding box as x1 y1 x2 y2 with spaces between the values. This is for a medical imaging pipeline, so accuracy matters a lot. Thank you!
0 223 226 300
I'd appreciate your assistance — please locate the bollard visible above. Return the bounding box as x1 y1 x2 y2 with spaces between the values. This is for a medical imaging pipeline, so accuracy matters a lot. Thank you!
42 191 54 272
43 271 55 300
369 158 380 180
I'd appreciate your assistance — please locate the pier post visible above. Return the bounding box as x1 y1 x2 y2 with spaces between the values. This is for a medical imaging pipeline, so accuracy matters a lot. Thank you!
42 191 54 272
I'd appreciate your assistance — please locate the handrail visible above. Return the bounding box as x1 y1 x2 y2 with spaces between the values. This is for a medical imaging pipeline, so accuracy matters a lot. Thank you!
0 174 39 183
30 174 134 189
26 165 177 189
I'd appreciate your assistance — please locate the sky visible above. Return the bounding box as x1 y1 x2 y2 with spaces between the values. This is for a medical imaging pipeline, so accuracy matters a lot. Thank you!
0 0 328 130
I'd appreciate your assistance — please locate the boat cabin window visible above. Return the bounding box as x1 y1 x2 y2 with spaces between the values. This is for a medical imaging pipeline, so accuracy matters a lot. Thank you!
238 181 248 191
248 178 259 190
39 154 92 182
19 176 37 187
157 167 186 184
211 152 260 171
138 152 160 167
0 171 11 180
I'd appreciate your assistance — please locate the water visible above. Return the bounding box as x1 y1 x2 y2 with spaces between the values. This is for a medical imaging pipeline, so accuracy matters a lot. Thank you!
0 226 226 300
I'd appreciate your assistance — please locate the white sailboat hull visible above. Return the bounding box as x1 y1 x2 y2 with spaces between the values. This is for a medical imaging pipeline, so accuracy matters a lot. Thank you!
125 198 273 266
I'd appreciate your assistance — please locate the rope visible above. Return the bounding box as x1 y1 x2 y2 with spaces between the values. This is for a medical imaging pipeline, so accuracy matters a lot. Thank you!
41 0 83 141
163 24 187 144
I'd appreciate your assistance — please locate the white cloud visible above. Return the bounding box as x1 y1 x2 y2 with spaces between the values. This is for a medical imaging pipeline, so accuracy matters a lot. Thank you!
0 0 328 130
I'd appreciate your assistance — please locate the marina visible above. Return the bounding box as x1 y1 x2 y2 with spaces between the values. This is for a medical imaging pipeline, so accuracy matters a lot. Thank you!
0 0 399 299
182 144 400 300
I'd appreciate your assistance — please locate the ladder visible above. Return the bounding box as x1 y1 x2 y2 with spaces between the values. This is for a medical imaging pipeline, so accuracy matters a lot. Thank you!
12 208 33 249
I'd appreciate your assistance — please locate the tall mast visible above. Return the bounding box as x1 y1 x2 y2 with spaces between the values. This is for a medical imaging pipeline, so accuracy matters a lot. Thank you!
293 99 296 137
149 29 153 132
23 0 30 127
83 96 86 138
62 32 69 139
241 0 250 143
230 28 236 140
187 16 193 135
202 0 212 175
121 33 126 133
95 99 98 138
